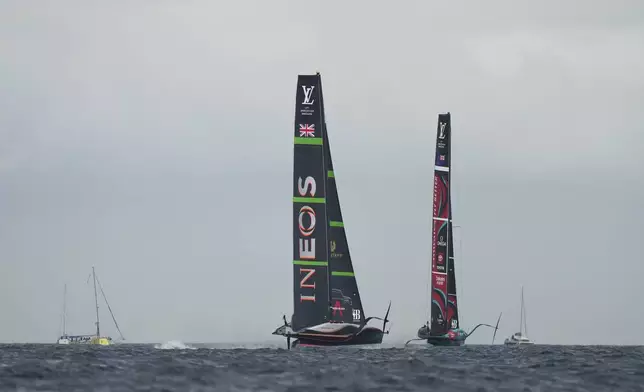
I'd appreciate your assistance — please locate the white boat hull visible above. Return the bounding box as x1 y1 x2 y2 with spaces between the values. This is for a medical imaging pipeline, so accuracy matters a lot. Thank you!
504 333 534 345
56 335 113 345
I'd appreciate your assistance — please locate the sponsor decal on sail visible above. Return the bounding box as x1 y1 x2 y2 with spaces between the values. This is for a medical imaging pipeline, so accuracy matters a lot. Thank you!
329 240 343 259
297 175 319 302
332 300 344 317
299 124 315 137
299 85 315 116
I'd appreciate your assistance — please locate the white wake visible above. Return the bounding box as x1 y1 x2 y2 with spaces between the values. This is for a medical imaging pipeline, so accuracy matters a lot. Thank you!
154 340 197 350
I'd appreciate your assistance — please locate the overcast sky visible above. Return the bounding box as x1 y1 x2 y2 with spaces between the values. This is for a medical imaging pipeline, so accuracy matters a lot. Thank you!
1 0 642 345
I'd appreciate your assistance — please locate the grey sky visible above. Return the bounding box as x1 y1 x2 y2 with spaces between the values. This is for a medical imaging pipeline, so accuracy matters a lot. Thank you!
1 0 642 345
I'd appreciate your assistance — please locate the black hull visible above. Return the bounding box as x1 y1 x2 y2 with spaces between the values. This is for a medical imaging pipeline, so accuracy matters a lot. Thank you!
291 326 384 348
426 336 466 346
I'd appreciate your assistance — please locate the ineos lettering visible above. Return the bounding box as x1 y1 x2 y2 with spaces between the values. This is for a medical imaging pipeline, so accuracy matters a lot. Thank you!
300 268 316 291
298 206 316 237
297 176 318 302
297 177 318 259
300 268 316 303
298 176 316 196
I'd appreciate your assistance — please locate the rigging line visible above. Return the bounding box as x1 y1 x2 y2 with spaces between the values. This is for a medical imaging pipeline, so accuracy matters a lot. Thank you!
452 119 464 328
95 274 125 340
425 175 432 324
59 286 65 336
62 284 67 336
523 289 529 337
519 287 524 335
457 226 464 328
425 123 435 324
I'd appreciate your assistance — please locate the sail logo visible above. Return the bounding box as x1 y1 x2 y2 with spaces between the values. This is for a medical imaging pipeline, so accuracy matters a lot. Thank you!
330 240 343 258
352 309 361 322
332 300 344 317
437 236 447 247
299 124 315 137
438 122 447 139
302 85 315 105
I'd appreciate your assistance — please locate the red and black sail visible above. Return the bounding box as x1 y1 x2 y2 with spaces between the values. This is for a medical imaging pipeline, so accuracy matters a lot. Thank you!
430 112 459 335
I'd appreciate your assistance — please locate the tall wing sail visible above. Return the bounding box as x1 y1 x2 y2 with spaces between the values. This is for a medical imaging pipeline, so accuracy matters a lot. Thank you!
430 113 452 335
292 74 330 331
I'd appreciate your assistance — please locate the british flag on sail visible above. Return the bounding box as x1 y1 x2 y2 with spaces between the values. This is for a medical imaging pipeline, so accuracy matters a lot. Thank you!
299 124 315 137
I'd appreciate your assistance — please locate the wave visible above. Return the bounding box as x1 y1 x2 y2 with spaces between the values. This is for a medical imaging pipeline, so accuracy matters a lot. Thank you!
154 340 197 350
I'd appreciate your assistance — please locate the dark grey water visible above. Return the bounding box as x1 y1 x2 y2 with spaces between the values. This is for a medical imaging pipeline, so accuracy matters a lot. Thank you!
1 343 643 391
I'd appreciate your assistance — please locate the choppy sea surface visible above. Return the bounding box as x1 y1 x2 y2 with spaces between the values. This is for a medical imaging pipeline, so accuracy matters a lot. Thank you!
1 342 643 391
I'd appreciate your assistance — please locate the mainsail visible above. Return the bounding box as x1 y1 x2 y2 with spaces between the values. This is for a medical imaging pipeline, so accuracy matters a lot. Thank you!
430 112 459 335
292 74 330 331
404 112 500 347
291 73 366 331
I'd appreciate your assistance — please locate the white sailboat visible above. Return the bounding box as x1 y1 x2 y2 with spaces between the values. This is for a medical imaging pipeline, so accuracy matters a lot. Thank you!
56 267 124 345
56 284 70 344
504 286 534 345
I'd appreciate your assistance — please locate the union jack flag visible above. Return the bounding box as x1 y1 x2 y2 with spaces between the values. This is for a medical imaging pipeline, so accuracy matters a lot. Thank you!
439 155 446 161
299 124 315 137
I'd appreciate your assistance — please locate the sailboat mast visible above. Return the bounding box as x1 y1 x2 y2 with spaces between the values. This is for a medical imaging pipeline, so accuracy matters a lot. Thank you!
93 267 100 336
519 286 524 335
62 284 67 335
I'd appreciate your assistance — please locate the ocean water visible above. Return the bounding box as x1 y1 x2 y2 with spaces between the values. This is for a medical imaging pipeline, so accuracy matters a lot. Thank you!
1 342 643 391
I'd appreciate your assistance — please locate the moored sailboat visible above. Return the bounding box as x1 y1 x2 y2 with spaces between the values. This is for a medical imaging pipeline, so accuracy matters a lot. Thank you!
504 286 534 345
406 113 501 347
56 267 124 346
56 284 70 344
272 72 391 349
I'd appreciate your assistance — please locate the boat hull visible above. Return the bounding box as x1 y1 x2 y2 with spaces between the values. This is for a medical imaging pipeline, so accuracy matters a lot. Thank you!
426 329 467 346
504 339 534 345
277 322 384 348
293 327 383 347
504 332 533 345
57 335 112 346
